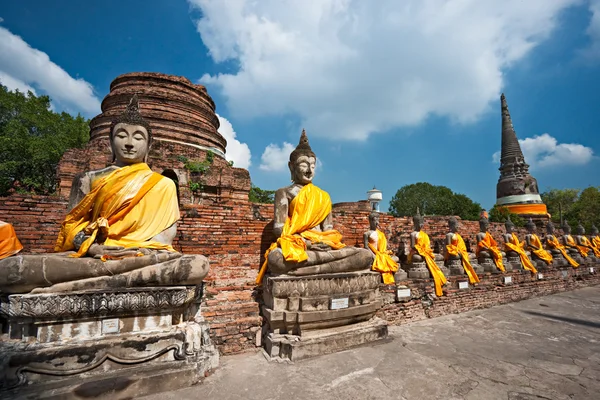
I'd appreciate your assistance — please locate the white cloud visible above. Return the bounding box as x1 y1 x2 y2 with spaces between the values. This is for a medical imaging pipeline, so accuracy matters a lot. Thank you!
492 133 594 168
189 0 580 140
581 0 600 60
216 114 252 169
0 27 100 115
0 71 37 94
259 142 295 172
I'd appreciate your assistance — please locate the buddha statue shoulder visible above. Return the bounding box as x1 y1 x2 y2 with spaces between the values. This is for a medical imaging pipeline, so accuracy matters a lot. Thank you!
0 220 23 260
256 130 373 283
0 95 209 294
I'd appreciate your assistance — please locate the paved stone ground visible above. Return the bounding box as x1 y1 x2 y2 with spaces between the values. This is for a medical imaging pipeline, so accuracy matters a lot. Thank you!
140 287 600 400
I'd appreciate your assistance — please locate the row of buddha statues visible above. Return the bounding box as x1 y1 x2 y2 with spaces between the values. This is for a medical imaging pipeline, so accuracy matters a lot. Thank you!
0 95 598 299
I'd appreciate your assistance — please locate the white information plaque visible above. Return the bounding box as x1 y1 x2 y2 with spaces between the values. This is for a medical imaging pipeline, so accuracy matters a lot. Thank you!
330 297 349 310
562 270 568 278
503 276 512 284
458 281 469 290
590 267 595 274
396 288 411 298
537 273 544 280
102 318 120 334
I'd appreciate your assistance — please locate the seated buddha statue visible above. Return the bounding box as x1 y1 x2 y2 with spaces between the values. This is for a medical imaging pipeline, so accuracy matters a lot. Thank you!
444 217 481 283
545 221 579 268
591 225 600 254
575 223 600 260
408 209 447 296
503 217 537 274
364 211 405 284
561 221 583 261
255 130 373 284
476 217 507 273
524 218 552 268
0 220 23 260
0 95 210 294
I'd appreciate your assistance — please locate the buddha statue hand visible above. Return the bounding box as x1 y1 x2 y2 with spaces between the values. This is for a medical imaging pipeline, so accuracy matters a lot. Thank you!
307 242 333 251
87 244 153 259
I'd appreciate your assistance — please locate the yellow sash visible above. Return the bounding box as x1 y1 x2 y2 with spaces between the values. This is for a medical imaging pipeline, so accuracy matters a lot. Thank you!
445 233 479 284
411 231 447 296
505 233 537 274
547 236 579 268
477 232 505 272
369 229 399 285
55 163 178 258
0 222 23 260
580 236 600 258
592 236 600 257
527 234 553 265
256 183 345 284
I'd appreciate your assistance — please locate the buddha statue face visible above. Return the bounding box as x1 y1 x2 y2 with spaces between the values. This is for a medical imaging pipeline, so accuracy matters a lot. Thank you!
592 225 599 236
289 155 316 185
575 224 585 235
448 217 458 233
505 219 514 234
413 216 423 231
369 212 379 230
547 222 555 235
479 218 489 232
525 220 536 234
562 223 571 235
111 123 150 166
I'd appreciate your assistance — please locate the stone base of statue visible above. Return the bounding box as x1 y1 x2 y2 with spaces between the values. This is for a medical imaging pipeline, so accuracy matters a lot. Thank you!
406 261 430 279
446 258 464 276
506 252 523 271
0 286 219 400
477 255 512 273
393 268 408 282
261 271 387 362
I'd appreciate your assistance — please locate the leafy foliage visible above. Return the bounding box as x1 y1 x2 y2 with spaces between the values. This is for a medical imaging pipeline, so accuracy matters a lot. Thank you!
541 187 600 231
488 205 525 227
0 84 90 196
179 152 215 193
388 182 481 220
249 184 275 204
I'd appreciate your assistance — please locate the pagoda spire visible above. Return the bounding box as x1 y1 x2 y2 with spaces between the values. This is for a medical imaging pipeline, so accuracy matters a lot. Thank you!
500 93 525 165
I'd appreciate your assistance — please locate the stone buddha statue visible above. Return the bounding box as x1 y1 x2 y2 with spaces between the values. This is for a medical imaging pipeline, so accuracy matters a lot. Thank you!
503 217 537 274
560 221 582 262
408 209 447 296
524 218 552 268
476 217 507 273
545 221 578 268
364 211 406 284
444 217 481 283
0 95 210 294
591 225 600 253
575 223 600 261
255 130 373 283
0 220 23 260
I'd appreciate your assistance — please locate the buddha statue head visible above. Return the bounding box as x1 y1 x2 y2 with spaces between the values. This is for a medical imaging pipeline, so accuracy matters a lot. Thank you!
448 217 458 233
369 211 380 230
288 129 316 185
504 216 515 234
592 225 599 236
575 222 585 235
546 221 555 235
479 216 490 233
413 208 424 231
109 94 153 165
562 221 572 235
525 218 536 234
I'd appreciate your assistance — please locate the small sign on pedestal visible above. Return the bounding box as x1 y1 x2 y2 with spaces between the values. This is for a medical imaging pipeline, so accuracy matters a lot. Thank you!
330 297 349 310
537 273 544 280
396 287 411 299
102 318 120 334
590 267 595 274
458 281 469 290
503 276 513 284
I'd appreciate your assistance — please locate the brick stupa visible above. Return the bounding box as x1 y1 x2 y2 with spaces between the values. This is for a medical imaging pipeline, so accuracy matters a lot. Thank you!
57 72 250 204
495 93 548 220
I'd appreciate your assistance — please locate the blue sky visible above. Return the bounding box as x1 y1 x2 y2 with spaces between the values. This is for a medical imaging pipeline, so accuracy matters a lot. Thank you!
1 0 599 211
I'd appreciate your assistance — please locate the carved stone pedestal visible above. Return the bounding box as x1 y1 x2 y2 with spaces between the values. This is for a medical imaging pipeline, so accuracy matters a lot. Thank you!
407 262 429 279
506 252 523 271
261 271 387 362
446 258 464 276
393 268 408 282
477 256 507 274
0 286 219 400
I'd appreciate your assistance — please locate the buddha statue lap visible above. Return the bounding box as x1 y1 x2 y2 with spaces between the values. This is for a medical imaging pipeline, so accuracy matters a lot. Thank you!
575 223 600 262
545 221 578 268
364 211 406 284
476 217 509 273
0 96 209 295
524 218 552 269
256 130 373 284
561 222 584 264
503 217 537 274
0 220 23 260
407 209 447 296
444 217 482 283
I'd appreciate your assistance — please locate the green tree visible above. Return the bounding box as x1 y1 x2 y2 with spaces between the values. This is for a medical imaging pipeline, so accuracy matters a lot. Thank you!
488 205 525 227
540 188 580 225
568 187 600 231
388 182 481 220
0 84 89 196
249 184 275 204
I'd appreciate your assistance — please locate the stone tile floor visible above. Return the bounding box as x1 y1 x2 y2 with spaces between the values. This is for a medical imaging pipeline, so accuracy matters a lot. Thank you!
140 287 600 400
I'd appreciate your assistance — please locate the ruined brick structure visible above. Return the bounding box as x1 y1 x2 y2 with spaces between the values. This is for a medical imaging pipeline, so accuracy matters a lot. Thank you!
0 73 597 356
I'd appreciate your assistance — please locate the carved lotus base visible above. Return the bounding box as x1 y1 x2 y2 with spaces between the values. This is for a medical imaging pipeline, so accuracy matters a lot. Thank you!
261 271 387 361
0 286 219 399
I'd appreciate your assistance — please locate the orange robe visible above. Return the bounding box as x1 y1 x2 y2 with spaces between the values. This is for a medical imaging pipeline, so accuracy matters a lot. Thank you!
476 232 505 272
526 234 553 265
579 236 600 258
0 222 23 260
547 236 579 268
505 233 537 274
55 163 180 258
411 231 447 296
592 236 600 257
256 183 345 284
565 235 587 258
368 230 399 285
445 232 479 284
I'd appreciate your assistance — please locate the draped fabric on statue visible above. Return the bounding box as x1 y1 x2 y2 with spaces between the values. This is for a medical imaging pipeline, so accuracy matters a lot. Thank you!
527 235 553 265
579 236 600 258
0 222 23 260
256 183 345 284
55 163 180 258
505 233 537 274
547 236 579 268
411 231 447 296
369 229 399 285
592 236 600 257
445 233 480 284
476 232 505 272
504 204 548 215
565 235 588 258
